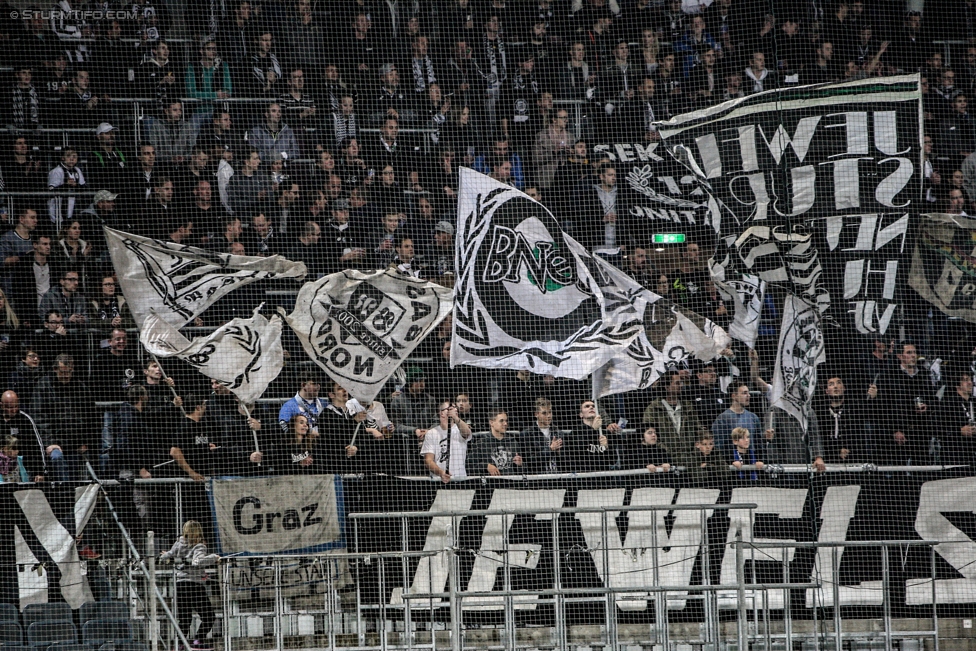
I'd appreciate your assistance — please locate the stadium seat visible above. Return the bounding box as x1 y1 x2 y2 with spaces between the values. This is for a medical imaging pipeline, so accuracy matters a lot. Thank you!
46 643 88 651
79 603 129 625
0 603 19 623
25 620 77 648
0 621 24 644
23 604 72 627
81 620 133 646
99 642 148 651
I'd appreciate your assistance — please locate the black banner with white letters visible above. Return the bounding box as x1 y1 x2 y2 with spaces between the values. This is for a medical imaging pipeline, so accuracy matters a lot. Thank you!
345 469 976 617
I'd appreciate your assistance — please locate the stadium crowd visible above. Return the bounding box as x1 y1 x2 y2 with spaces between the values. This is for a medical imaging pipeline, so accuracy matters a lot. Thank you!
0 0 974 508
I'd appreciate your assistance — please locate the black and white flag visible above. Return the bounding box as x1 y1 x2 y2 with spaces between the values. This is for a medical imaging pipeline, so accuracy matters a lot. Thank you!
452 168 643 379
591 257 731 397
659 76 921 339
284 269 453 402
909 213 976 324
141 306 285 404
769 294 826 430
105 227 307 328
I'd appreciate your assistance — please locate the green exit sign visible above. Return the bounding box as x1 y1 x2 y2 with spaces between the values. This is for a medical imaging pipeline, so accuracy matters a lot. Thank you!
652 233 686 244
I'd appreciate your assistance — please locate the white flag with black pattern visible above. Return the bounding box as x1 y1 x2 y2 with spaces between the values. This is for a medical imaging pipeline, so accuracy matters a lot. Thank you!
141 305 285 404
105 227 307 328
769 294 826 431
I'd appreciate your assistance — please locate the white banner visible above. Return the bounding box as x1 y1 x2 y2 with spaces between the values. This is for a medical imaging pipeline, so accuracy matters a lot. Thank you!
210 475 344 555
141 306 284 404
452 167 643 379
284 269 453 402
712 269 766 349
105 227 307 328
591 256 731 398
770 294 826 431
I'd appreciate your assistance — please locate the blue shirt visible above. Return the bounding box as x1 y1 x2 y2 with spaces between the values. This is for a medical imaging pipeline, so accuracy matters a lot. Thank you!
278 393 326 433
712 408 762 454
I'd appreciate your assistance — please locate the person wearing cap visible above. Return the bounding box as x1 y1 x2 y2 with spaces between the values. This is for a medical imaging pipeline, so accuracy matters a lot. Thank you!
9 63 40 130
429 221 455 277
322 199 367 274
390 366 438 474
79 190 118 254
88 123 127 190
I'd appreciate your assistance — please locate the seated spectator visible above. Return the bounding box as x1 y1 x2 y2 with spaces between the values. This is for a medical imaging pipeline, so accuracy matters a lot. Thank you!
198 111 243 160
64 69 107 129
38 267 88 326
277 371 325 436
1 207 37 272
4 136 45 192
642 370 705 469
169 392 215 482
473 139 526 190
421 399 473 482
564 399 613 473
519 397 564 474
136 40 179 114
54 220 92 282
31 353 96 481
623 426 672 473
729 426 764 479
467 408 523 476
0 390 45 481
268 413 319 474
228 149 271 216
9 63 41 130
8 347 44 408
286 220 323 277
185 38 232 130
372 63 415 125
712 383 761 454
148 100 197 165
249 103 301 161
48 148 85 228
321 200 366 273
280 68 319 141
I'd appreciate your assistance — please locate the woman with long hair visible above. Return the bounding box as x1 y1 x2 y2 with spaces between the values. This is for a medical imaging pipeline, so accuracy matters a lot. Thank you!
269 414 319 474
159 520 220 651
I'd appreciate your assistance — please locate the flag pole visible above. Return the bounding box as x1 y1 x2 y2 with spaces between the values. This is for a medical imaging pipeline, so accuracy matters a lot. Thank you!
240 402 262 466
150 353 187 417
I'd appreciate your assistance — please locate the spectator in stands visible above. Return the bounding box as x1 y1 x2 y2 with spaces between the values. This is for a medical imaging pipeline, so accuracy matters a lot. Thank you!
891 10 927 73
421 400 473 482
0 288 22 378
9 63 40 130
345 13 380 90
533 108 574 189
176 147 210 199
286 220 323 276
623 426 672 473
370 211 403 269
278 371 324 436
40 53 71 120
712 383 761 454
940 95 976 166
559 42 596 102
472 14 508 131
729 426 764 478
204 380 265 475
159 520 219 650
499 51 542 155
31 353 96 481
142 176 176 233
38 266 87 325
280 69 318 141
577 163 621 251
0 390 44 481
641 370 705 470
110 384 153 481
815 374 870 464
249 103 300 162
228 149 270 215
136 40 179 114
88 124 127 192
876 341 935 464
426 221 455 279
391 366 438 441
149 101 198 165
241 213 278 257
185 38 232 131
140 360 184 435
467 408 523 476
54 221 91 283
805 41 838 84
8 348 43 407
564 399 613 473
4 136 44 193
474 139 525 190
47 148 85 229
688 431 724 481
1 207 37 271
170 392 214 482
90 274 132 331
65 69 106 129
9 234 50 327
687 47 719 109
687 360 725 427
198 111 242 160
745 51 775 94
936 367 976 466
519 397 563 473
250 31 283 98
373 63 414 125
270 413 318 473
321 200 365 273
622 246 658 289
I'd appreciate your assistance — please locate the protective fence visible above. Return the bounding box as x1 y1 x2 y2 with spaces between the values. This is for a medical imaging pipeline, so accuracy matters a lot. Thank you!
1 0 976 649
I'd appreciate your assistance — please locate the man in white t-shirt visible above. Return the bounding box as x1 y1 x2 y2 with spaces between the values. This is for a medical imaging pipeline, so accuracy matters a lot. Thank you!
420 400 472 483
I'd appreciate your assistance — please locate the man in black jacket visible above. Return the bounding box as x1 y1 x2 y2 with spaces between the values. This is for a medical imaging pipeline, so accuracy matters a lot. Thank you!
563 399 613 473
814 374 872 464
875 341 935 464
1 390 46 481
935 367 976 466
30 354 97 481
